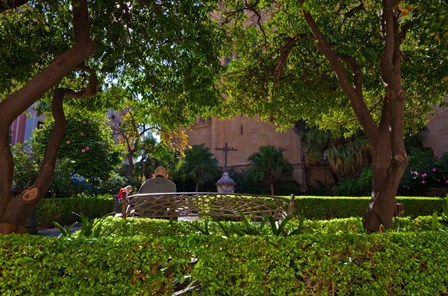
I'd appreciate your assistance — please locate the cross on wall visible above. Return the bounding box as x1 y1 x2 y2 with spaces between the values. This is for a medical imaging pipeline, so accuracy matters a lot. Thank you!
215 142 237 172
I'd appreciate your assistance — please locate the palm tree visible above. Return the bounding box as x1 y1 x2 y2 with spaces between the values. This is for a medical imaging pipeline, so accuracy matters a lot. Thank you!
178 144 219 192
248 145 292 195
300 128 371 184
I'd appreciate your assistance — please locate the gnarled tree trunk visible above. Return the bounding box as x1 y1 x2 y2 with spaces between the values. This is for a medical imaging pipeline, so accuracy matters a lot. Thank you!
0 0 96 234
300 0 409 232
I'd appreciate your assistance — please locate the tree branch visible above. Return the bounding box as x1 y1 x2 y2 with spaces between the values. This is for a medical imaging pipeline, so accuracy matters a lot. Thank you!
340 55 363 98
342 2 365 21
35 66 98 191
301 6 378 139
0 0 95 125
380 0 401 89
274 37 297 84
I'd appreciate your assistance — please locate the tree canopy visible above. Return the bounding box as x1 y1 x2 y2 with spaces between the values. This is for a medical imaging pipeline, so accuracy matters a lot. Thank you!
178 144 220 192
248 145 293 195
218 0 447 136
0 0 224 233
0 0 224 126
32 111 122 183
217 0 447 232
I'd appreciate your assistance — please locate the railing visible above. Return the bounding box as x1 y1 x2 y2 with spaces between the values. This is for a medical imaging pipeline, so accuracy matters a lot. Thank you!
124 192 295 221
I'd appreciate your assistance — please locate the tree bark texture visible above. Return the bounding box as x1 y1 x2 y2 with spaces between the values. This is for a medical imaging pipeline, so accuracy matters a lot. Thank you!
0 0 95 234
300 0 408 232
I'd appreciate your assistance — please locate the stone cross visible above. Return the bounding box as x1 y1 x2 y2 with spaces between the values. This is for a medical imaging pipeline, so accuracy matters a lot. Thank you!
215 142 237 172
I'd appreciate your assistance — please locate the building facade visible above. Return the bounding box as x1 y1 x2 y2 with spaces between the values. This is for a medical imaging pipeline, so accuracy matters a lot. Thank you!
185 115 308 187
422 105 448 158
9 104 45 146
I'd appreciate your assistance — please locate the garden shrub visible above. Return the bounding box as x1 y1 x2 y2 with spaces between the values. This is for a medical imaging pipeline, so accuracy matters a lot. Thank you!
35 195 444 228
36 196 114 228
399 150 448 196
295 196 444 219
96 215 438 238
335 167 372 196
1 232 448 295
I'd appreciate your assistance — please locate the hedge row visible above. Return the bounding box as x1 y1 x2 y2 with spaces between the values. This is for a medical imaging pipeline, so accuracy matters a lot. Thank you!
1 232 447 295
34 195 444 228
97 216 438 238
295 196 444 219
36 197 114 228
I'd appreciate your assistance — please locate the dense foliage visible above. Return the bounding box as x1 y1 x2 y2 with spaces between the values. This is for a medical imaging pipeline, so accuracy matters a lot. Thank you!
11 143 38 193
32 113 122 184
216 0 448 231
247 145 295 195
177 144 220 192
1 230 448 294
0 0 226 233
218 1 447 134
336 151 448 197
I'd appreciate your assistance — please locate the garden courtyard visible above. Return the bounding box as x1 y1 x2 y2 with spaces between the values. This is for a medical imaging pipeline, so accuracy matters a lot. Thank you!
1 0 448 294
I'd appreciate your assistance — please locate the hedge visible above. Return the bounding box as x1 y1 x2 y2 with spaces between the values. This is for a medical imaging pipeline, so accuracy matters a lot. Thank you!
36 197 114 228
295 196 444 219
93 215 439 238
1 232 447 295
34 195 445 228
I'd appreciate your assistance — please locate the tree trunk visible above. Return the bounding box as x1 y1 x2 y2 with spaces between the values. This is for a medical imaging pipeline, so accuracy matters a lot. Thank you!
362 1 409 232
195 179 199 192
363 130 408 232
301 0 408 232
0 0 95 234
126 153 135 177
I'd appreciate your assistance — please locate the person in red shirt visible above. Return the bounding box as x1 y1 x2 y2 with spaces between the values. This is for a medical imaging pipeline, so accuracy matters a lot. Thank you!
116 185 133 214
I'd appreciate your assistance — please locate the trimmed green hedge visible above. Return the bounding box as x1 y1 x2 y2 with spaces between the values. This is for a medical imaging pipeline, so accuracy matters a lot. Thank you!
34 195 444 228
36 197 114 228
95 216 438 238
1 232 447 295
295 196 444 219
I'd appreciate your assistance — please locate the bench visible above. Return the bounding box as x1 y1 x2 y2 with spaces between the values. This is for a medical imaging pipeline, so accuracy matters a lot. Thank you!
124 192 295 221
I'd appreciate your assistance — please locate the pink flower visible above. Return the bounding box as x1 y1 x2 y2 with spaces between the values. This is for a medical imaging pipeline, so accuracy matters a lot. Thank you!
422 173 427 178
66 140 71 144
421 180 426 184
85 146 90 151
414 171 419 176
432 168 437 172
81 149 86 153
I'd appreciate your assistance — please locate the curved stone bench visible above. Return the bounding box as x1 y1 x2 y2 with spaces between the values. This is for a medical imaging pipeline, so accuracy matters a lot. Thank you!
124 192 295 221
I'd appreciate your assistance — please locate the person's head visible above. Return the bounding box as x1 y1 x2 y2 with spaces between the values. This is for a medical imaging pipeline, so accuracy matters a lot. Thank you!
124 185 133 194
153 166 168 179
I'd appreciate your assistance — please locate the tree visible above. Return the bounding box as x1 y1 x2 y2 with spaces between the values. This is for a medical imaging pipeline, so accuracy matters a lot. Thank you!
178 144 220 192
32 112 122 184
0 1 222 234
0 0 96 234
11 143 38 194
108 105 158 178
300 128 370 185
218 1 447 232
248 145 293 195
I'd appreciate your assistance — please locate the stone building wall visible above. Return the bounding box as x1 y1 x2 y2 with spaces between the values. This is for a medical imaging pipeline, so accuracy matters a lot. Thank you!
186 105 448 190
185 115 307 187
423 106 448 158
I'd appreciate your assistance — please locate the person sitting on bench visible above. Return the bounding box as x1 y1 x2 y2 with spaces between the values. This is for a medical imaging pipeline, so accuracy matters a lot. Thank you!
138 166 176 194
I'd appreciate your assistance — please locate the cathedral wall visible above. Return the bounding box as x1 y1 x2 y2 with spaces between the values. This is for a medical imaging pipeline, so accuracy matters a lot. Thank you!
186 115 306 187
423 106 448 158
